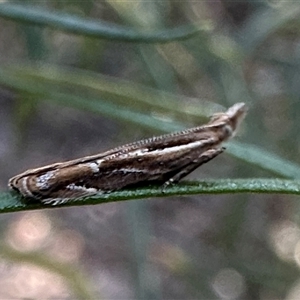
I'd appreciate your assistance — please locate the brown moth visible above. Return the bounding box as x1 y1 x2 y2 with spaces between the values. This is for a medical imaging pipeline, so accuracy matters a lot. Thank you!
9 102 247 205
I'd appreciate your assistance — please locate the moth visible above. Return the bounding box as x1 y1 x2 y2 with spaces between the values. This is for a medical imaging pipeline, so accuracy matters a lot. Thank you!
9 102 247 205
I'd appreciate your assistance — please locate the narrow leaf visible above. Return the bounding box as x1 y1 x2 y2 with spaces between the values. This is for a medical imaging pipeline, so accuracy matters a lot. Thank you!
0 3 203 43
1 179 300 213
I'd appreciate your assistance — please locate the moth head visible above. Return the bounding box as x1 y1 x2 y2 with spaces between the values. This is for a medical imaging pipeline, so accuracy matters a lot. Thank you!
210 102 247 136
226 102 247 135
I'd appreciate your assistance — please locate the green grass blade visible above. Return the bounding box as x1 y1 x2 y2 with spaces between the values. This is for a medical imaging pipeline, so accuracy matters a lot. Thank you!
227 141 300 179
0 3 203 43
2 178 300 213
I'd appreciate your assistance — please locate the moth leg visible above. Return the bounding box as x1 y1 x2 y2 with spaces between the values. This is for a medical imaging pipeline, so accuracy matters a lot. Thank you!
163 147 224 188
